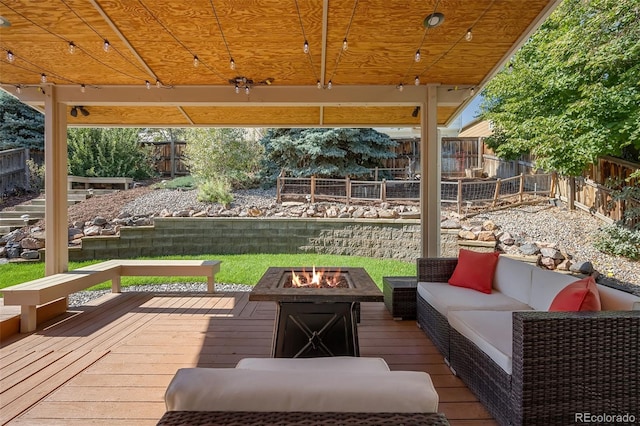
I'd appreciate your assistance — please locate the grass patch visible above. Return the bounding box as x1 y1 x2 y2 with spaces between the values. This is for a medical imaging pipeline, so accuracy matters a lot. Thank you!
0 254 414 294
153 175 196 190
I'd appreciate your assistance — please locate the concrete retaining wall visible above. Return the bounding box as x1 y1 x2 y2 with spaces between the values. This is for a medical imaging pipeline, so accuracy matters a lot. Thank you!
68 218 493 262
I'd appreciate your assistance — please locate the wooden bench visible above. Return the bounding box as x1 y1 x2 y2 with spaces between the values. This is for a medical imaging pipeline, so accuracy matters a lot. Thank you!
67 175 134 190
2 259 221 333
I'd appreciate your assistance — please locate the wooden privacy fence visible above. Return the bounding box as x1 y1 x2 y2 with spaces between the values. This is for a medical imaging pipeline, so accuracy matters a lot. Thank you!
277 173 554 213
0 148 29 195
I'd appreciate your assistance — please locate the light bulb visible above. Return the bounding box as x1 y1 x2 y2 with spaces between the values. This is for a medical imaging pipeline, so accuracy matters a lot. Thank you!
327 80 332 90
145 80 151 89
80 84 86 93
342 38 348 51
317 80 321 89
193 55 199 67
465 29 473 42
470 87 475 96
414 76 420 86
6 50 14 63
235 84 240 94
245 86 250 95
155 79 161 88
68 42 76 54
230 58 235 70
40 74 47 83
16 85 21 94
415 50 421 62
398 83 404 92
303 40 309 54
103 39 110 52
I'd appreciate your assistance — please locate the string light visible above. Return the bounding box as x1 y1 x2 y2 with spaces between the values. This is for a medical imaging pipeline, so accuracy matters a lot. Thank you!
103 39 110 52
342 38 348 51
235 84 240 94
230 58 235 70
317 80 321 89
154 79 161 88
16 85 21 94
6 50 15 63
145 80 151 89
80 84 86 93
68 42 76 54
327 80 332 90
465 28 473 41
303 40 309 54
193 55 199 67
414 49 421 62
414 76 420 86
245 86 250 95
294 0 321 86
470 87 475 96
397 83 404 92
40 73 47 83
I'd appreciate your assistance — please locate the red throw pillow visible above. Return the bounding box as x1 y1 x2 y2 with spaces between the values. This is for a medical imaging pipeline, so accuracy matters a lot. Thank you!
448 249 500 294
549 276 601 311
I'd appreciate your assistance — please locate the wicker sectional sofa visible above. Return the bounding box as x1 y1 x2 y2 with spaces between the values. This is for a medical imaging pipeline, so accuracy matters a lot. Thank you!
417 255 640 426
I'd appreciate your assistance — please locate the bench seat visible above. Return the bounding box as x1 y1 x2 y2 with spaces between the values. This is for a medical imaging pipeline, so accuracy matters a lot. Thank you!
3 259 221 333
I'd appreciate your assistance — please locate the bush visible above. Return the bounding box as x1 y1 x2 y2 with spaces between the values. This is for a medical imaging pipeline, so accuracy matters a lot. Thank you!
593 224 640 260
67 128 157 179
26 159 45 192
197 179 234 206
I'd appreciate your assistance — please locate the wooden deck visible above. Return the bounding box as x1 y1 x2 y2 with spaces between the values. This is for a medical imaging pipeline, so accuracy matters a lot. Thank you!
0 291 496 425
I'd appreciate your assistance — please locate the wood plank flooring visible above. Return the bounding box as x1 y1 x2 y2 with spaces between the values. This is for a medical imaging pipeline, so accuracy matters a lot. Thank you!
0 291 496 425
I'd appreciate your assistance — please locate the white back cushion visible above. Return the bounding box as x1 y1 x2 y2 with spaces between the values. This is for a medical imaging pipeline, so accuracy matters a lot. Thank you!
493 256 535 305
529 268 579 310
236 356 390 372
596 284 640 311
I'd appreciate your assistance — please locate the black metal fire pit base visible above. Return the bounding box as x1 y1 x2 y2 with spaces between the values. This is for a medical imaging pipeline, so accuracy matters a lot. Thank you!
273 302 358 358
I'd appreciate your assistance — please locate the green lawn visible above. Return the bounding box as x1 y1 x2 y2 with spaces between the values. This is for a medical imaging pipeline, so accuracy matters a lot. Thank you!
0 254 415 294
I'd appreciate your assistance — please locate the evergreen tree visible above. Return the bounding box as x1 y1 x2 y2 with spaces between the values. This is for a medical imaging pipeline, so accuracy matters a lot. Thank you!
259 128 398 184
0 91 44 151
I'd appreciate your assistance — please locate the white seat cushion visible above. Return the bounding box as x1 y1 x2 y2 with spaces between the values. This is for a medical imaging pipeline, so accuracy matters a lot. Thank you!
165 368 439 413
448 310 516 374
417 281 531 316
236 356 390 372
596 284 640 311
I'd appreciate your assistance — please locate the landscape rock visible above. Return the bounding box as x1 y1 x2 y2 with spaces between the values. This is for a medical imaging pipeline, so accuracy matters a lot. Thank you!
20 250 40 260
92 216 108 226
570 261 594 275
84 225 102 236
519 243 540 255
458 230 477 240
20 237 45 250
440 219 461 229
540 247 564 260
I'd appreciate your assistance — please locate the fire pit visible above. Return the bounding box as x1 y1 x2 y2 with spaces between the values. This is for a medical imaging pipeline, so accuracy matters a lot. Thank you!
250 267 383 358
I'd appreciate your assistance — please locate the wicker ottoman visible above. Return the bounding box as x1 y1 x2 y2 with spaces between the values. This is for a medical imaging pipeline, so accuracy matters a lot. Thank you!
383 276 418 320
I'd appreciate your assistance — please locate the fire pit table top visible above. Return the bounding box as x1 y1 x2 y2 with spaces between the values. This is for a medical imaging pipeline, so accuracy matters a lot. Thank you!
250 267 383 303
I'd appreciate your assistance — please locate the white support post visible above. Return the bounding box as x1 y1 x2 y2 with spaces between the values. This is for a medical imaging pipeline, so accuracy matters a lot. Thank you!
420 85 441 257
44 85 69 275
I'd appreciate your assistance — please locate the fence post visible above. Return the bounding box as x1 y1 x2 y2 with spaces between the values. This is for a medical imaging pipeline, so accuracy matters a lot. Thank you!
519 173 524 203
457 179 463 215
310 175 316 203
25 148 31 190
374 167 379 181
346 176 351 205
276 174 282 203
492 178 502 207
381 179 386 202
568 176 575 210
550 172 557 198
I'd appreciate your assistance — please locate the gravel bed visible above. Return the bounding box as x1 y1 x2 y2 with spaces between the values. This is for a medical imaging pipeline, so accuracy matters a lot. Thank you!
471 203 639 285
122 187 277 216
69 282 252 307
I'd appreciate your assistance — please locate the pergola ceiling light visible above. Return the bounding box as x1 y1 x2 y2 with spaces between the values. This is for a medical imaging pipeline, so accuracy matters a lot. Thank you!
70 106 90 117
423 12 444 28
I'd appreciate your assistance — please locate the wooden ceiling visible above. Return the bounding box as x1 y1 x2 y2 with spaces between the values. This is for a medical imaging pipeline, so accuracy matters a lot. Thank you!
0 0 560 127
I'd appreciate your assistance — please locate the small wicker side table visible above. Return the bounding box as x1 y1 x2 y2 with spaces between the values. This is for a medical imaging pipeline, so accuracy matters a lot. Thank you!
383 276 417 320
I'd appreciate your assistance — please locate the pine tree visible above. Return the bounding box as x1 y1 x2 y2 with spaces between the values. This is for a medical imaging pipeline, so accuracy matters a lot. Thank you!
0 91 44 151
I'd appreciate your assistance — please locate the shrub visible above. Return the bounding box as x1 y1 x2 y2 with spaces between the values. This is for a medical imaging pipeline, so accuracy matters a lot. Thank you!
155 175 196 190
197 179 234 206
26 158 45 192
593 224 640 260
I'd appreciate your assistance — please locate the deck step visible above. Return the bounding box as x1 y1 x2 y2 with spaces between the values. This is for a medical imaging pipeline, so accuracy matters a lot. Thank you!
0 218 40 227
0 211 45 219
12 204 46 212
30 199 80 206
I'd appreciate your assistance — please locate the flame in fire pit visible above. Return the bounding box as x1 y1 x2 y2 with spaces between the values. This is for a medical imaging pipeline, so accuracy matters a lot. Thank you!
287 266 347 288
